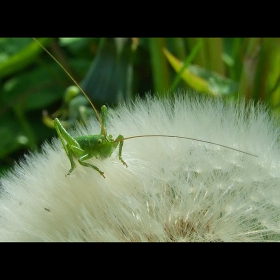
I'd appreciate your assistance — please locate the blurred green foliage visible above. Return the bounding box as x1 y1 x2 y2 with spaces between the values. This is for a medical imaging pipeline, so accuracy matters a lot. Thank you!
0 38 280 175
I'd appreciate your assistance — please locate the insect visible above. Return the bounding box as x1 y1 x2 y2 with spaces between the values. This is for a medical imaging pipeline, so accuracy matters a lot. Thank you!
34 38 258 178
53 105 127 178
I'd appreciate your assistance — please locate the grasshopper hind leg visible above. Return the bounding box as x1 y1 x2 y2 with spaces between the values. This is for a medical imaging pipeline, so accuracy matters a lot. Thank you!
66 149 76 176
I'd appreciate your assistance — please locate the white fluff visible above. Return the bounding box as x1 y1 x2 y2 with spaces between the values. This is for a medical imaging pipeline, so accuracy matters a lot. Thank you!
1 93 280 242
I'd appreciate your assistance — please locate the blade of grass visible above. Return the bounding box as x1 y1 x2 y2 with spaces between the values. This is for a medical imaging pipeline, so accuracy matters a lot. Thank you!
169 38 203 93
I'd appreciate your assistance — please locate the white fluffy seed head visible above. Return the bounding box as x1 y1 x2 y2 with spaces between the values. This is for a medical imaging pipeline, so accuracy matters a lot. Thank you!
1 93 280 241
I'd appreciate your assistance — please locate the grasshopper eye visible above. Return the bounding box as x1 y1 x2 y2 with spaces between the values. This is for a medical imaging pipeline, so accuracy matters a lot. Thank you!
98 138 102 145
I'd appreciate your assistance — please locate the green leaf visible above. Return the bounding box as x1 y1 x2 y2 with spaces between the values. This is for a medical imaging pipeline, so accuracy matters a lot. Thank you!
2 63 65 112
80 38 134 107
0 38 53 79
188 65 238 95
164 48 238 96
0 113 24 158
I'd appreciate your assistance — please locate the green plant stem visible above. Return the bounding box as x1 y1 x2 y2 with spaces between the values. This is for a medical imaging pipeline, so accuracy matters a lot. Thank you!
149 38 170 96
204 38 226 76
239 38 262 100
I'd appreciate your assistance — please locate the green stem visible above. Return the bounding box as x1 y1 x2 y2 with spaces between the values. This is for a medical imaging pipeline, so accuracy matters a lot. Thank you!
149 38 170 97
204 38 225 76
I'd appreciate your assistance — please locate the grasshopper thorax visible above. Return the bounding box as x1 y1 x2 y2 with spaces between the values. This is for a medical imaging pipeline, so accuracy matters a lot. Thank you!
74 134 118 159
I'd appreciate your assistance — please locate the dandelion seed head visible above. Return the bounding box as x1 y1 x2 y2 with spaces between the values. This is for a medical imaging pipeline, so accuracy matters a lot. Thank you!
1 93 280 241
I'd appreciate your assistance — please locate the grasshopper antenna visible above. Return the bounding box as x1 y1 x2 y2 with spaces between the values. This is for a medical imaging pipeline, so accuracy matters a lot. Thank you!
33 38 106 138
118 134 258 157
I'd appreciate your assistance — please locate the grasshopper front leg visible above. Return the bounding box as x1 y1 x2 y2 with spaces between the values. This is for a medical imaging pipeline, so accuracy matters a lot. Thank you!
115 135 128 168
102 105 127 168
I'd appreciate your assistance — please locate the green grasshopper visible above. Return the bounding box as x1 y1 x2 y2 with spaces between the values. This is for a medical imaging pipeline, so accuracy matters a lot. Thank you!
34 38 258 179
53 105 127 178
